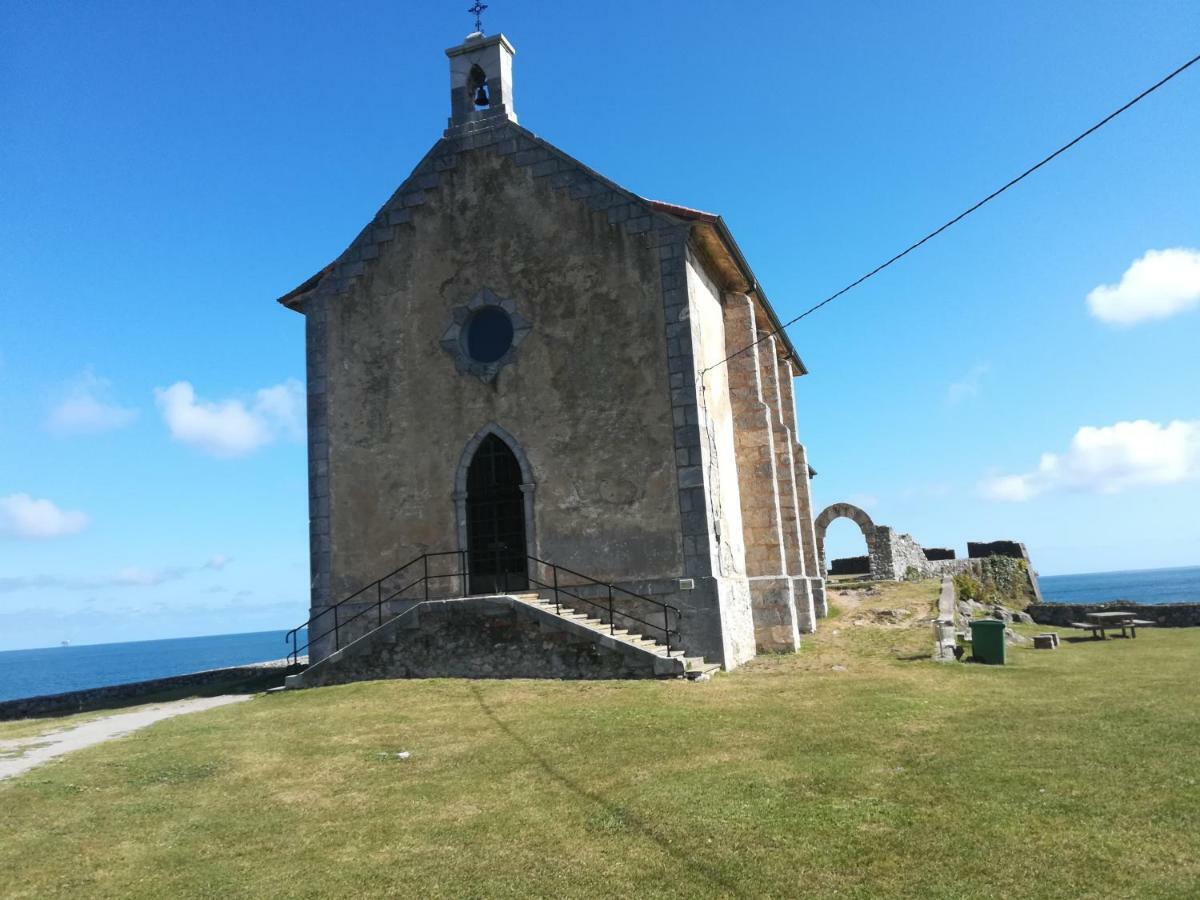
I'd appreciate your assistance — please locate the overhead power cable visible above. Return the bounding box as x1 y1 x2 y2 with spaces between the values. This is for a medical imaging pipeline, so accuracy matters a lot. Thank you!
701 50 1200 375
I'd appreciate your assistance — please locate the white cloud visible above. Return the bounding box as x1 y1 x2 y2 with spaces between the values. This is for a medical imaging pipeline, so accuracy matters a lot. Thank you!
947 362 991 405
46 369 138 435
0 493 89 539
981 419 1200 501
979 474 1036 502
1087 248 1200 325
154 379 304 457
0 554 232 593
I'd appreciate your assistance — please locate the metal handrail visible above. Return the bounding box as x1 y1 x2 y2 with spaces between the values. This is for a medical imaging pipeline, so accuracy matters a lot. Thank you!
285 551 683 665
284 551 465 665
524 555 680 652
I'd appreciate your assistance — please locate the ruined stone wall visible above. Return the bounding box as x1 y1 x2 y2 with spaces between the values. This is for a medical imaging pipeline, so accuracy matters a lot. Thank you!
924 548 956 561
817 501 1040 601
829 556 870 576
968 541 1027 560
877 529 930 580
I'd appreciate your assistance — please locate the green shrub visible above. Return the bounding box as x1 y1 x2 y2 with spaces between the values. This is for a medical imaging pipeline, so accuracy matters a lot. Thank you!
954 573 983 601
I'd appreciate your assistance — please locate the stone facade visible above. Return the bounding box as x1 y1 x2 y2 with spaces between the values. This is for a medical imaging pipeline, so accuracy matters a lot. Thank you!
277 32 825 672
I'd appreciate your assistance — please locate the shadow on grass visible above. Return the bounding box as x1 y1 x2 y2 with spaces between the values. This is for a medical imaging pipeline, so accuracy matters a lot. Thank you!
469 683 748 898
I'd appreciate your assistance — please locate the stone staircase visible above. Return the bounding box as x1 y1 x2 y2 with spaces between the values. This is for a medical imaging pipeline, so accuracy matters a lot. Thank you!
285 590 720 689
507 592 720 681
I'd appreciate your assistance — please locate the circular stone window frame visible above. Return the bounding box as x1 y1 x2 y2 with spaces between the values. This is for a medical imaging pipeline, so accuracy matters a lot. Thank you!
440 287 532 383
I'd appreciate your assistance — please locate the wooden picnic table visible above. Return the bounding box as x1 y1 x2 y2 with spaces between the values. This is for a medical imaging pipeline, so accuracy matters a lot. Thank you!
1069 610 1156 639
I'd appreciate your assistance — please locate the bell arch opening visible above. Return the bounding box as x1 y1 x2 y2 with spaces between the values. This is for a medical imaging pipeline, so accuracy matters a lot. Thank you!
468 63 490 107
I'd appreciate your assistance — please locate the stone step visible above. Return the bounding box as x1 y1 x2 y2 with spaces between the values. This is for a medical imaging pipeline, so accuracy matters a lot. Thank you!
518 591 713 675
535 601 577 615
684 662 720 682
572 623 670 654
628 637 665 649
292 592 720 688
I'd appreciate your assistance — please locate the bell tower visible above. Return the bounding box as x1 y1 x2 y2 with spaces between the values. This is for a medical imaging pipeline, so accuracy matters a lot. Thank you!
445 32 518 134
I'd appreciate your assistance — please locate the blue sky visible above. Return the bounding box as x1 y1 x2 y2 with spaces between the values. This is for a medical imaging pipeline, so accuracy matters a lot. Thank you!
2 1 1198 650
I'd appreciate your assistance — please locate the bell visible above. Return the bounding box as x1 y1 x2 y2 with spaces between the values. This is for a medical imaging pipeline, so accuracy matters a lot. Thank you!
474 85 490 107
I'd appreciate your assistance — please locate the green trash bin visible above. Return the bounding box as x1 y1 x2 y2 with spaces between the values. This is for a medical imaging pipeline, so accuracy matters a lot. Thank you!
970 618 1007 665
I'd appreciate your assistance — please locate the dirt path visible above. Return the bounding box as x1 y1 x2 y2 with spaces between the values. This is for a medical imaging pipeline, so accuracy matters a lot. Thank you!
0 695 252 781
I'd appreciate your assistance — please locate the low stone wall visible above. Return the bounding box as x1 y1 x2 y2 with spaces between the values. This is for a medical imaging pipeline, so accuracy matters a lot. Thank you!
1029 602 1200 628
829 556 870 576
928 558 976 576
0 658 297 722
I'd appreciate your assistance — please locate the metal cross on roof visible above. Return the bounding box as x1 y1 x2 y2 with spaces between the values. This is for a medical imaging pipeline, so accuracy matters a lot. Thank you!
468 1 488 33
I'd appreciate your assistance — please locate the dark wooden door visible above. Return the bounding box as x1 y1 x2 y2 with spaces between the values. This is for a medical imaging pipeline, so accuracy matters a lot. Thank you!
466 435 528 594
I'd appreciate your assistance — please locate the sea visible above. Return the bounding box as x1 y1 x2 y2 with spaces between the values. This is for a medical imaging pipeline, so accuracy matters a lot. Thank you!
1 565 1197 704
0 630 301 704
1038 564 1200 606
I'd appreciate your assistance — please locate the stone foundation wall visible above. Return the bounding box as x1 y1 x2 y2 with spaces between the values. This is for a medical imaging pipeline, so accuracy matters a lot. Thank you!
299 597 669 687
1029 602 1200 628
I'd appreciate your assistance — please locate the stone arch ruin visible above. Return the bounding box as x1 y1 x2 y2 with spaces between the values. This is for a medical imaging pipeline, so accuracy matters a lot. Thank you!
814 503 877 577
815 503 1044 598
814 502 930 581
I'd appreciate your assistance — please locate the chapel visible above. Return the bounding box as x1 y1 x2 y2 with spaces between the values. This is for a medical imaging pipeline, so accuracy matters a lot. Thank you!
278 30 826 678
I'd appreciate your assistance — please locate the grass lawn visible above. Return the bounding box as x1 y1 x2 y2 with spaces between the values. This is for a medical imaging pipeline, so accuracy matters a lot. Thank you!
2 580 1197 898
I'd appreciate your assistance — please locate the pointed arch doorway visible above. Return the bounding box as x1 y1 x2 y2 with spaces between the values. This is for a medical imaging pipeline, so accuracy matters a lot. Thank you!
465 433 530 594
